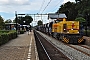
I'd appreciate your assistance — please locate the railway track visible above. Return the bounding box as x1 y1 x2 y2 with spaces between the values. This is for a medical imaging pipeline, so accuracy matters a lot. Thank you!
34 31 50 60
34 30 70 60
37 30 90 60
68 45 90 56
80 45 90 50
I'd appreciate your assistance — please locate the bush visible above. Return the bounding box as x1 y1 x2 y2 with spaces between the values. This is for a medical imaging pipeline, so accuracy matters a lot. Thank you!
20 30 24 34
0 30 17 46
0 30 9 34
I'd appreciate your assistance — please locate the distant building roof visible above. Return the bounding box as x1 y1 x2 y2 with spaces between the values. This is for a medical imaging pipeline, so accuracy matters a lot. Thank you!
48 13 67 19
5 23 19 25
5 23 16 24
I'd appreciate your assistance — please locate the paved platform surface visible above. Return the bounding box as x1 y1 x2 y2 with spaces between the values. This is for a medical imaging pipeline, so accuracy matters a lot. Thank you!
0 31 39 60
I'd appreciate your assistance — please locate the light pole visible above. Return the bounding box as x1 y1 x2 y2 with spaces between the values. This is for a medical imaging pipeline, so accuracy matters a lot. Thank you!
15 11 18 37
85 13 89 36
23 21 26 31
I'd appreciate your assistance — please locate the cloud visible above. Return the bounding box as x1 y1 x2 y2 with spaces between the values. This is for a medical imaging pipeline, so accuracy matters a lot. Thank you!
63 0 75 3
0 0 75 13
0 0 31 13
0 0 45 13
0 0 30 5
0 0 75 21
0 0 63 13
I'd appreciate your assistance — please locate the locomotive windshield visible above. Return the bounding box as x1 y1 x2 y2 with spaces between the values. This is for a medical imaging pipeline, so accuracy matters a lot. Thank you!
54 20 62 23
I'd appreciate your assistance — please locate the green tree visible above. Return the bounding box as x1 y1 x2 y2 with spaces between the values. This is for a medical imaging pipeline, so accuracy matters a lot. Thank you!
17 16 24 25
0 16 5 29
57 0 90 26
76 0 90 25
24 15 33 25
14 15 33 25
37 20 43 26
75 17 85 25
13 19 15 23
5 19 12 23
57 1 77 20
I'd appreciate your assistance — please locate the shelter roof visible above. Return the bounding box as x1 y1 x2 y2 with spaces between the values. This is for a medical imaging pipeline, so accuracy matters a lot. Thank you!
48 13 67 19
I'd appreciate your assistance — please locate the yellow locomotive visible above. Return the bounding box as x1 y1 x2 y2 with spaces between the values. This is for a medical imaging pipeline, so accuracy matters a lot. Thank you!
36 14 85 44
48 14 85 44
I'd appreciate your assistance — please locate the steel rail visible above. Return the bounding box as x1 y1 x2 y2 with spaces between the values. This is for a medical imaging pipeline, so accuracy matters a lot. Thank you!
35 31 51 60
79 45 90 50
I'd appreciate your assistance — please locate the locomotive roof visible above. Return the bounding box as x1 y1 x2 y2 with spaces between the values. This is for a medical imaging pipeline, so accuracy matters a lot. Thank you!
48 13 67 19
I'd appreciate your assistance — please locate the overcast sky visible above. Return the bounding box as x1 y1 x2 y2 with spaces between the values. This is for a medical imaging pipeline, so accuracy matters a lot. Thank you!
0 0 75 25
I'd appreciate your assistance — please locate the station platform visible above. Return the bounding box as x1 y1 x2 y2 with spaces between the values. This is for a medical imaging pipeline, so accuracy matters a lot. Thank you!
0 30 39 60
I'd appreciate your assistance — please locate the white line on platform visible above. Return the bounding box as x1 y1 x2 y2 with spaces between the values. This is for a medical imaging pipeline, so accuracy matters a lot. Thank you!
27 35 32 60
27 59 30 60
28 53 31 55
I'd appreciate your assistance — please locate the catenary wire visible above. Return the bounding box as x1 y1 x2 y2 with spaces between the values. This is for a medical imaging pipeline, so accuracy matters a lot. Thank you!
41 0 52 14
51 0 62 12
38 0 45 14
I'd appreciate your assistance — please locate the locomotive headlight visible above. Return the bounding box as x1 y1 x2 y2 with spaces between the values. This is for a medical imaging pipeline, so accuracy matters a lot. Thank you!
71 29 73 30
64 29 66 30
77 32 79 33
